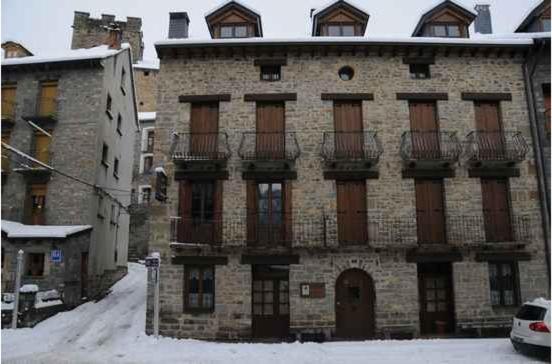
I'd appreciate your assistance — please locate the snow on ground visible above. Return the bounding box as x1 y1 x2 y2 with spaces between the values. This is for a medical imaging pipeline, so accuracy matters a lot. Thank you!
1 263 541 364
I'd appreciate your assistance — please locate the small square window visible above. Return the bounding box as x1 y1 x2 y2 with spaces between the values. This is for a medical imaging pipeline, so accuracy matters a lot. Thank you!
260 65 281 82
141 187 152 204
542 18 551 32
143 155 153 174
25 253 45 277
144 71 150 77
409 64 431 79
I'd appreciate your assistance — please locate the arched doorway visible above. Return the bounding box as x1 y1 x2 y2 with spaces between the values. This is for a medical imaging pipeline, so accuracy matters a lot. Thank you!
335 268 375 339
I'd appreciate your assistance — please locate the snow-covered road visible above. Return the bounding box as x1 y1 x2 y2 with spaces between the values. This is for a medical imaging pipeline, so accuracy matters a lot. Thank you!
1 263 541 363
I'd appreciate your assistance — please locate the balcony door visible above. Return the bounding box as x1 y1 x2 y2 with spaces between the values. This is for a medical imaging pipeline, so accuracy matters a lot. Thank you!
178 180 222 244
39 81 58 117
474 101 503 159
481 178 512 242
256 102 285 159
336 180 367 245
415 179 446 244
334 100 363 159
28 184 47 225
2 85 16 119
190 103 219 158
409 101 439 159
34 132 51 164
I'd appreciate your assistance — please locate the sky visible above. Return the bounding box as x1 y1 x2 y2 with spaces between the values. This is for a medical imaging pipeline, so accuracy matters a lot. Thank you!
1 0 540 61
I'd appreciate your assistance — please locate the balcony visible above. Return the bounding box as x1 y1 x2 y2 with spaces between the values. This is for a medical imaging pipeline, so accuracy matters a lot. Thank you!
238 132 300 177
321 131 382 178
13 150 53 180
464 131 528 168
1 100 16 127
22 97 59 125
170 132 230 178
400 131 462 170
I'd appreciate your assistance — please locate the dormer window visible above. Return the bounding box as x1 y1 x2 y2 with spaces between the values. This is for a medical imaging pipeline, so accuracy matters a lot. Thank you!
220 24 248 38
541 18 551 31
515 1 551 33
311 0 369 37
327 23 355 36
205 1 263 39
412 0 475 38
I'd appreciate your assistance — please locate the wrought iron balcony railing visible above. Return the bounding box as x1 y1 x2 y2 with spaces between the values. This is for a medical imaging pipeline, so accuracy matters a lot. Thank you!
169 212 532 248
463 131 528 163
1 100 15 122
11 150 53 174
321 131 383 164
400 131 462 163
22 97 59 122
171 132 231 162
238 132 300 161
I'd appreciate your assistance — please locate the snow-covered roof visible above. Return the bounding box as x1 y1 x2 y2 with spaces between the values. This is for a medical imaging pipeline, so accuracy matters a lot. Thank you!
133 59 160 70
138 112 156 121
514 0 548 33
1 220 92 239
473 32 551 40
311 0 369 18
204 0 261 18
1 45 124 67
156 35 534 48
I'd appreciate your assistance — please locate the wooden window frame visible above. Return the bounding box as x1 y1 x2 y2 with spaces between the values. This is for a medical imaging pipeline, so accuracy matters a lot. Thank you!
183 265 215 313
325 22 357 36
488 261 519 307
25 252 45 277
427 23 463 38
409 64 431 79
191 181 216 223
219 23 248 38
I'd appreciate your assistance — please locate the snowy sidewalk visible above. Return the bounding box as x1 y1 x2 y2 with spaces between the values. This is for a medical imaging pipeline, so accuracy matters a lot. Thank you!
1 263 540 364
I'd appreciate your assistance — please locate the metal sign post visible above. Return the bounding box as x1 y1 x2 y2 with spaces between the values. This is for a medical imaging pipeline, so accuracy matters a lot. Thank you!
11 250 23 329
146 253 160 339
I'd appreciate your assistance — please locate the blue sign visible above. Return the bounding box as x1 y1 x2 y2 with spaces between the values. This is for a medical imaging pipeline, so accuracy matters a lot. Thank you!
51 249 63 263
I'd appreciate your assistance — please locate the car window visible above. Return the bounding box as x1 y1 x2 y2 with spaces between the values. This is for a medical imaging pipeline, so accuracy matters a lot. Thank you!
515 304 547 321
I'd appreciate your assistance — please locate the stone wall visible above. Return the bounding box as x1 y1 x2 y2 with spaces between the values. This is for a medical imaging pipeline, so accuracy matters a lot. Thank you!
147 48 549 339
134 68 158 112
71 11 143 62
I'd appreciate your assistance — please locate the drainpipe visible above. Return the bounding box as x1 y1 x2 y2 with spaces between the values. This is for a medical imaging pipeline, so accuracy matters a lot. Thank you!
522 39 550 283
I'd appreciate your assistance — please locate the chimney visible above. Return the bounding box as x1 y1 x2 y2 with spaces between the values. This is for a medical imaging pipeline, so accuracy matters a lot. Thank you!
474 4 493 34
168 12 190 39
105 23 122 50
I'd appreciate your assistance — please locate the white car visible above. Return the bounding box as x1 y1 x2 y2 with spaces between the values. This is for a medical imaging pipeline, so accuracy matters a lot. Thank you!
510 298 551 358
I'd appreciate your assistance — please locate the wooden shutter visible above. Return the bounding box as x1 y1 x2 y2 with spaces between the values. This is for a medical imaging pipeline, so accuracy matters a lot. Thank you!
256 102 285 159
190 103 219 157
2 85 16 118
481 179 512 242
409 101 439 159
474 102 503 159
415 179 446 244
178 181 192 242
39 81 58 116
336 180 367 244
213 181 223 243
283 181 293 244
34 132 51 164
334 101 363 158
246 180 258 245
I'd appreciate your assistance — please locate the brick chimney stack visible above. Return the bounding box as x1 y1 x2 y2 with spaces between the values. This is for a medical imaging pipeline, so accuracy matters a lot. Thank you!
105 23 122 50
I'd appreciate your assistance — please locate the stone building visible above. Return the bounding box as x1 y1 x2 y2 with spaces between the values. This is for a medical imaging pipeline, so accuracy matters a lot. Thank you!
513 0 551 273
146 0 549 340
71 11 144 62
1 31 139 306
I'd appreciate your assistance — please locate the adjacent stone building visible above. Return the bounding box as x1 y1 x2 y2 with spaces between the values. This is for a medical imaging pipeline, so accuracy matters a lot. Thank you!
1 32 139 306
146 0 549 341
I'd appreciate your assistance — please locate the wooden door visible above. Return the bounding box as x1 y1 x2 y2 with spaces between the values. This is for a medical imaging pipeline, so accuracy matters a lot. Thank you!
335 269 375 339
336 181 367 245
34 132 51 164
81 252 88 299
2 85 16 118
190 103 219 158
415 179 446 244
474 101 503 159
409 101 439 159
418 263 455 335
256 102 285 159
29 184 47 225
334 101 364 159
39 81 58 116
481 178 512 242
252 265 290 340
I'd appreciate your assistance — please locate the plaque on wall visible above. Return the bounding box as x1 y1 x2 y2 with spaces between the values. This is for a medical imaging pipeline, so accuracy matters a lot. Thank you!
300 283 325 298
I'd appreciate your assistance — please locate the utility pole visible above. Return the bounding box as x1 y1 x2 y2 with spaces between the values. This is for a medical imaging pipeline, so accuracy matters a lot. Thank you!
11 250 23 329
